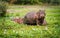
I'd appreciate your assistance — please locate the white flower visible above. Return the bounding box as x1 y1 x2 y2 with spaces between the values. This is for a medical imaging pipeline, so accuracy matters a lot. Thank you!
4 29 7 31
21 31 24 34
15 16 19 19
45 26 48 30
32 28 36 31
13 30 15 33
4 31 6 34
16 31 18 34
4 29 7 34
55 31 56 33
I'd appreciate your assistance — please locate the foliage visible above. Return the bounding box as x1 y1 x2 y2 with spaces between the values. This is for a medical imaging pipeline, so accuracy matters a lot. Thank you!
0 6 60 38
0 1 7 17
2 0 60 5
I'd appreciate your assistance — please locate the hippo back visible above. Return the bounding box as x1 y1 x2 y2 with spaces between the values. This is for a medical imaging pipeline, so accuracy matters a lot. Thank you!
24 11 38 25
25 11 37 19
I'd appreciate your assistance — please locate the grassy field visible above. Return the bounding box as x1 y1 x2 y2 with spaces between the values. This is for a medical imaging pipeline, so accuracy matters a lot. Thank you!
0 5 60 38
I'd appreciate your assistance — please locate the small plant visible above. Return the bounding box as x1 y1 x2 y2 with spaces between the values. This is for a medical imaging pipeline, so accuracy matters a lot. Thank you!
0 1 7 17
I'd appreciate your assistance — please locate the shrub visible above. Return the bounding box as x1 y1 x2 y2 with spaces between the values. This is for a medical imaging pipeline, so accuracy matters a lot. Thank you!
0 1 7 17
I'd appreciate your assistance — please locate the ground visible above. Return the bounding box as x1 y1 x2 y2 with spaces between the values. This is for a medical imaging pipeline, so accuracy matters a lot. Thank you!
0 5 60 38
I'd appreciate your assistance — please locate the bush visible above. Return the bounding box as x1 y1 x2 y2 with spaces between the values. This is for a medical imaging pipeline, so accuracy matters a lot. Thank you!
0 1 7 17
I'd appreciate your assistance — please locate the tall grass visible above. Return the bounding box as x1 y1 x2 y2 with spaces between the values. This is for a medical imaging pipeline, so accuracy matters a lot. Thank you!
0 6 60 38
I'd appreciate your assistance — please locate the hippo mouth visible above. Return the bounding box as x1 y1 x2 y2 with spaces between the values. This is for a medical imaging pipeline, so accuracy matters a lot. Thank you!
38 18 44 24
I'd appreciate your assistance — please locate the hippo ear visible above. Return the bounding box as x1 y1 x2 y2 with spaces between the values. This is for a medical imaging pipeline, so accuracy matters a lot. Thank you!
39 10 41 11
43 10 45 12
39 9 45 11
42 9 45 12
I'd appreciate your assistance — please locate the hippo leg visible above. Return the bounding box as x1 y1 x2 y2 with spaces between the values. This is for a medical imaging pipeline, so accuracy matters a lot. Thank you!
42 20 47 25
36 19 40 26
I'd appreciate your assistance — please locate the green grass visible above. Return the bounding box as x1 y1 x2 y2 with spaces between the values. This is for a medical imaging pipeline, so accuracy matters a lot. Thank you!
0 5 60 38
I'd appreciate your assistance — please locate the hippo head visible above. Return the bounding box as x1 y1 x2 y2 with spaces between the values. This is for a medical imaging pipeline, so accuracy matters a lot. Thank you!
37 9 46 19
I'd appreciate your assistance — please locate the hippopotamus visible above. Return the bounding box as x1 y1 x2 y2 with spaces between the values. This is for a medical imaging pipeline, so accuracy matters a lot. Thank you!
24 11 38 25
36 10 46 25
24 9 47 25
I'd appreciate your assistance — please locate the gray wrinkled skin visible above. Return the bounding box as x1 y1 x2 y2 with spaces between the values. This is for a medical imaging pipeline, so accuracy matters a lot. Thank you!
24 10 47 25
